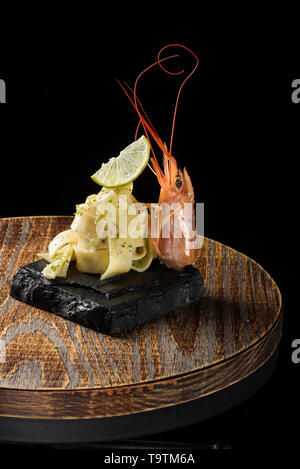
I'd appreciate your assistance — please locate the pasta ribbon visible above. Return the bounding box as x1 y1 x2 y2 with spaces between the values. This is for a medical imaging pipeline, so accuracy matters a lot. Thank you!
40 183 155 280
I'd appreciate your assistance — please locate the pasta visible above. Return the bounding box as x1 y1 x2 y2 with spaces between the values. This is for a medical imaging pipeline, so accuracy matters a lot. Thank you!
40 183 156 280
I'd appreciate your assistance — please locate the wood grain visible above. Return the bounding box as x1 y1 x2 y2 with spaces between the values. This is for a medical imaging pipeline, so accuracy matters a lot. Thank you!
0 216 283 419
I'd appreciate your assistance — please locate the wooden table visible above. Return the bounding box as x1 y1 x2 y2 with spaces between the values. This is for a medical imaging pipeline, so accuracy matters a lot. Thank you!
0 216 283 444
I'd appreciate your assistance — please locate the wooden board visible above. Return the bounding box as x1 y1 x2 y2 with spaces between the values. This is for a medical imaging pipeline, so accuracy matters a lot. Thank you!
0 216 283 421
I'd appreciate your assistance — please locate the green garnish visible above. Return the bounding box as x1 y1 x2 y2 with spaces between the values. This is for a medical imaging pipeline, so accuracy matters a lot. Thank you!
95 214 103 223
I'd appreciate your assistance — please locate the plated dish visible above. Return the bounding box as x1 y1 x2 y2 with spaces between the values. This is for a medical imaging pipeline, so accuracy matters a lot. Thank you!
10 44 203 333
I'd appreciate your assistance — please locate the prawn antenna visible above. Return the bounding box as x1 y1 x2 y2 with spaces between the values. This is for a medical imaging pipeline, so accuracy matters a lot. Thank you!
157 44 199 154
116 44 199 182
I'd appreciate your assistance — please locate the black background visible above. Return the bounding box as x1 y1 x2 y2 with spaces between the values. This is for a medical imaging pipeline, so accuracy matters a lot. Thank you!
0 6 298 449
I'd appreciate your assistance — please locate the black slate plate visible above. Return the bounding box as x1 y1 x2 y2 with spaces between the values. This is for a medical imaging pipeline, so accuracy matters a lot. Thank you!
10 259 205 334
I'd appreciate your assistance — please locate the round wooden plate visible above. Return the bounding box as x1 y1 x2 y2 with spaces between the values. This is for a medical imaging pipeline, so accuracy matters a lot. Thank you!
0 216 283 444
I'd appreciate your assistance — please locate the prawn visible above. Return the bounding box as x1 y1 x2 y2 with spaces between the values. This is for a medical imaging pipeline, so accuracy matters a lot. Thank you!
117 44 200 269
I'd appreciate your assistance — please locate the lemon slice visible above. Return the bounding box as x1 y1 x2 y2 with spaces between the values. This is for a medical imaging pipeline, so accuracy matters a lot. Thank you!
91 136 150 187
